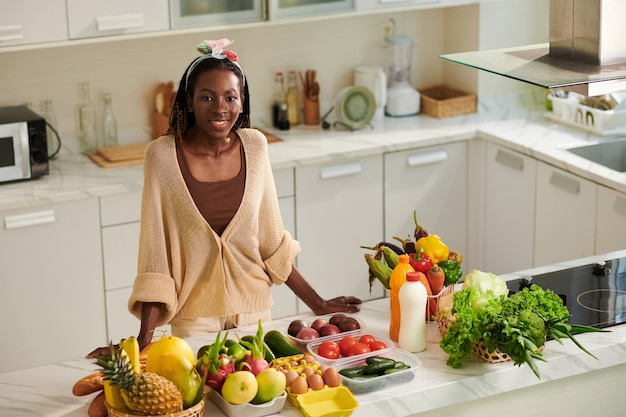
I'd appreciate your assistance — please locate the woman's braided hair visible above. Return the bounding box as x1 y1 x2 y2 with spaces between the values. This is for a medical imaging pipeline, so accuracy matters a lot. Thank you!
167 57 251 143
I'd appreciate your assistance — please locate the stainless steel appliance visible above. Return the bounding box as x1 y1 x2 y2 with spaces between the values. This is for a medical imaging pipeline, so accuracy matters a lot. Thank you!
0 105 49 184
506 257 626 329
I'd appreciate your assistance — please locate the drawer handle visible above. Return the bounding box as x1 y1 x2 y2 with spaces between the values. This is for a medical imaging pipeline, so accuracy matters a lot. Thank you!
5 210 55 230
407 150 447 167
97 14 144 31
0 25 23 41
549 171 580 195
495 149 524 171
319 162 362 179
614 196 626 216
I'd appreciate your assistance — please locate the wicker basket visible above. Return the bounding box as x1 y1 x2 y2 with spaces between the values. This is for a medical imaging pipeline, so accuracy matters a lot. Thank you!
419 85 476 118
436 315 510 363
105 399 205 417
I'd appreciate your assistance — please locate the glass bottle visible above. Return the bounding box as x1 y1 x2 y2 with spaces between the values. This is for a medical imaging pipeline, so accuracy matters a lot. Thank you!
389 254 415 342
40 99 58 158
286 70 302 126
75 81 97 154
272 72 289 130
99 92 118 148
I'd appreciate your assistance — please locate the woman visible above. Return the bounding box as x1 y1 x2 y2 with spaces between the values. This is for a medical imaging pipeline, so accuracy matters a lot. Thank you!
101 39 361 353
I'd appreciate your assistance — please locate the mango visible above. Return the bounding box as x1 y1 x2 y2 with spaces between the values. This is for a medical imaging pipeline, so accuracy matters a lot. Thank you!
150 352 203 408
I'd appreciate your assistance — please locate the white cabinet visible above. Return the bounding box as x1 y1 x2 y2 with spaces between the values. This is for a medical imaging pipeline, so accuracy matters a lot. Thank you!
484 144 536 274
271 168 299 319
596 186 626 255
170 0 264 28
66 0 169 40
295 155 384 311
534 162 597 267
268 0 354 19
355 0 478 12
0 199 105 373
384 142 468 262
0 0 68 47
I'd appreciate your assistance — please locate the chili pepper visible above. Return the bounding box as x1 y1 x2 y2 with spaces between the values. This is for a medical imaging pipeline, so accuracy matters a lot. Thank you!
415 234 449 264
409 248 433 274
438 259 462 285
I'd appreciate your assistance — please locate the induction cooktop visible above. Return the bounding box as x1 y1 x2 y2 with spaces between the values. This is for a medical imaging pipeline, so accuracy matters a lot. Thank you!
506 257 626 329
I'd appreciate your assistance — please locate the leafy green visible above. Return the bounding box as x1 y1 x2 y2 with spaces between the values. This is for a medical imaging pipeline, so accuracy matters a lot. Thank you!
440 282 609 378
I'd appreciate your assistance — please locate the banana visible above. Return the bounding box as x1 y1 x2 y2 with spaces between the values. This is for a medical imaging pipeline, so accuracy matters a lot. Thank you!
103 380 130 412
120 337 141 374
380 245 400 269
365 253 392 290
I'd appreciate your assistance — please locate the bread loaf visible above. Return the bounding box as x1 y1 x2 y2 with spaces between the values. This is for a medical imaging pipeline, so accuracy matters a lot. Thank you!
72 371 104 396
87 391 107 417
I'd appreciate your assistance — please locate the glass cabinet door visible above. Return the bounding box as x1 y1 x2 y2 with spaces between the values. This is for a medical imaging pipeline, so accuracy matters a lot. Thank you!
269 0 354 19
170 0 264 28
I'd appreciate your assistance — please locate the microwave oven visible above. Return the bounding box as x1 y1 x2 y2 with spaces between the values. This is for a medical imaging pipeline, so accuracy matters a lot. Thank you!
0 105 49 184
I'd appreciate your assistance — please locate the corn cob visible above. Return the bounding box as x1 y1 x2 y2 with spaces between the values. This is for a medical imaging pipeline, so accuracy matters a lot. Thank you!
365 253 393 290
380 245 400 269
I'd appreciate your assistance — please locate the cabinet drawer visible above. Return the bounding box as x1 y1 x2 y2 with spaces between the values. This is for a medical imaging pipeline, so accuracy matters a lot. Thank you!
102 222 140 290
100 190 142 227
0 0 68 47
274 168 294 198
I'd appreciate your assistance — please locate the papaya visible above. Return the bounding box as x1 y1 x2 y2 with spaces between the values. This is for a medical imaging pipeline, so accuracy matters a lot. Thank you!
150 352 203 409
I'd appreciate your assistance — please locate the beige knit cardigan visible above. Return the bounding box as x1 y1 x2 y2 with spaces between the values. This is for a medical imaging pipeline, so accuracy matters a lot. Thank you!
128 129 300 326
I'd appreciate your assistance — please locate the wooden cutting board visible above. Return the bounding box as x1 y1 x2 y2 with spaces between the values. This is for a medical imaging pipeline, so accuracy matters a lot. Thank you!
255 128 283 144
89 142 148 168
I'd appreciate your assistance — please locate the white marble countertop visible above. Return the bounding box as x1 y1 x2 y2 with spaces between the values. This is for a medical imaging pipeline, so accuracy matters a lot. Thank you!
1 91 624 213
2 249 626 417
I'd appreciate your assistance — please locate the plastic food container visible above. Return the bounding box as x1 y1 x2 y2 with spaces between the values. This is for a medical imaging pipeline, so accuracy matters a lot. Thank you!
281 314 366 350
335 348 421 394
306 331 394 366
288 385 359 417
206 388 287 417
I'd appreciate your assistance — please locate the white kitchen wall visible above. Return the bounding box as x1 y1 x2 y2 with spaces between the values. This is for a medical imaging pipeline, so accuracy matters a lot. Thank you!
0 2 545 147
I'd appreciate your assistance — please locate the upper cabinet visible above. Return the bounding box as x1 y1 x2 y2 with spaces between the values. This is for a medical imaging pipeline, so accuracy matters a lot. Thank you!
268 0 354 19
170 0 265 29
356 0 477 12
66 0 169 40
0 0 68 47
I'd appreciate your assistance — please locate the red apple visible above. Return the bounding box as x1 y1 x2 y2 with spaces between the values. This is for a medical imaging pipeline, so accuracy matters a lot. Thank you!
296 327 320 340
318 324 341 337
310 318 328 332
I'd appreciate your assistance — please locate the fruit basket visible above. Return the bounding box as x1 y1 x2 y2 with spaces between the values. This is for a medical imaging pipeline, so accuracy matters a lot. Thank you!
105 399 205 417
206 388 287 417
306 331 394 366
334 348 421 394
426 284 455 324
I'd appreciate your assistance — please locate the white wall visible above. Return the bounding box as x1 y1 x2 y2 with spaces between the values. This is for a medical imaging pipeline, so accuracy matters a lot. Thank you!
0 2 544 145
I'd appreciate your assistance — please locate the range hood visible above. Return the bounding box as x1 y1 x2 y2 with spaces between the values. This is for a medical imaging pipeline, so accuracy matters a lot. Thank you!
441 0 626 97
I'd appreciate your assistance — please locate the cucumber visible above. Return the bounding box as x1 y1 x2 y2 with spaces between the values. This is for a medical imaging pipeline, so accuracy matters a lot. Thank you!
263 330 303 358
364 360 397 375
338 365 368 378
365 356 395 365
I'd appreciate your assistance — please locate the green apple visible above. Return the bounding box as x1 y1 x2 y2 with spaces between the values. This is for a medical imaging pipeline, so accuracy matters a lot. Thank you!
251 368 286 404
221 371 258 405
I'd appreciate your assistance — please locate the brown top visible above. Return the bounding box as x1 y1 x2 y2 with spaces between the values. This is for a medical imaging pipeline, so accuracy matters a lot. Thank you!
176 142 246 236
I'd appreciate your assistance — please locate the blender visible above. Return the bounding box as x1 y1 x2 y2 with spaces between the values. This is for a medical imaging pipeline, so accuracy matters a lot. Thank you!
385 36 421 117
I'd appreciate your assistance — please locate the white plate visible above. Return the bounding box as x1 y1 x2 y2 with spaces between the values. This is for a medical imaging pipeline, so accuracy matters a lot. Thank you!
334 86 376 130
206 388 287 417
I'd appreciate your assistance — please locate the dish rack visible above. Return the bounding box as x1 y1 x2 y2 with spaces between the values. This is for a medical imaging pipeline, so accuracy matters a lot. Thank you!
546 93 626 136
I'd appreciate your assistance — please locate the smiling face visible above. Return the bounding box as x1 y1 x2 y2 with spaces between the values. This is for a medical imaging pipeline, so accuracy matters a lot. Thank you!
186 69 243 141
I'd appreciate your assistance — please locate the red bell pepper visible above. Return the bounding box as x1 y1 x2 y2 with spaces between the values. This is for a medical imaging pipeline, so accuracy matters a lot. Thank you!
410 248 433 274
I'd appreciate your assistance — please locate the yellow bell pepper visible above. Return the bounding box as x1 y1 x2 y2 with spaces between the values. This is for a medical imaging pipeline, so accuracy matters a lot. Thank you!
415 234 449 264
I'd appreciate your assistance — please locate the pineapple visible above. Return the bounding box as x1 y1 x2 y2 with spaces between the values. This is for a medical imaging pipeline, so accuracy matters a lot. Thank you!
96 343 183 415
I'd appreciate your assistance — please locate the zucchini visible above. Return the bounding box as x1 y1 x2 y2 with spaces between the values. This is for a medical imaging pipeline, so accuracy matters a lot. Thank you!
263 330 302 358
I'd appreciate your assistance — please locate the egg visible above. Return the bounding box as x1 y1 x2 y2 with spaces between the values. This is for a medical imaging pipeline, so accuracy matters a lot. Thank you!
322 367 341 388
290 375 309 394
307 373 325 391
285 370 299 387
301 366 315 378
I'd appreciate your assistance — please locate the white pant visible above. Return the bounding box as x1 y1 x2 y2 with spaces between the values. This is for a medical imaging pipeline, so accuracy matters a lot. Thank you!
170 309 272 338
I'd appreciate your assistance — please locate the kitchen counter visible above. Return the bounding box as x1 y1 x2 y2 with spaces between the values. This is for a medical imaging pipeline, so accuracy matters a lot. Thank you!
2 249 626 417
1 91 624 214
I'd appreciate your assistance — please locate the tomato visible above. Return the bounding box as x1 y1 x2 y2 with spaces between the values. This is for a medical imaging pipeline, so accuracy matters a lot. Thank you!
338 336 357 357
347 342 372 357
317 341 340 360
358 334 376 346
369 340 388 351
